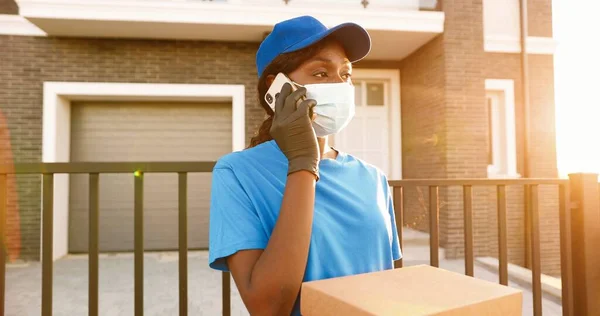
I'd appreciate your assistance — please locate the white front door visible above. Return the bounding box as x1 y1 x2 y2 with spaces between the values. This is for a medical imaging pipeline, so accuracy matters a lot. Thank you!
334 69 401 178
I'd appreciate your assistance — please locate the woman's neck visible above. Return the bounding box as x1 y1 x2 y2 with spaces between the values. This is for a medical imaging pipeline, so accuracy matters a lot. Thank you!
317 137 337 160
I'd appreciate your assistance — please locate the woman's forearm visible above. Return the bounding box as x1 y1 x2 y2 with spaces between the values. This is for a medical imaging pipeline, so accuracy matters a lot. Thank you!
246 170 316 314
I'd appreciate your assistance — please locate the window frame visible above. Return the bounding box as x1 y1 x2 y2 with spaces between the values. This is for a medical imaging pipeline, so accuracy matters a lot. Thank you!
485 79 520 179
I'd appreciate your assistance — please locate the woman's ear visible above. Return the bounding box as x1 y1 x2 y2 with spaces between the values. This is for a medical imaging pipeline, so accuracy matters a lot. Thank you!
265 74 276 89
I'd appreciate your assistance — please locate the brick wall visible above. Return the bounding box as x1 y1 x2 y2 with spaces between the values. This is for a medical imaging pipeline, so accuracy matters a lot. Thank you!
399 0 493 258
528 0 559 274
527 55 557 179
528 54 559 275
0 35 263 260
450 0 559 274
483 52 560 275
528 0 553 37
0 0 17 14
398 35 447 232
398 0 560 275
439 0 491 259
0 0 560 273
484 53 526 269
487 0 559 274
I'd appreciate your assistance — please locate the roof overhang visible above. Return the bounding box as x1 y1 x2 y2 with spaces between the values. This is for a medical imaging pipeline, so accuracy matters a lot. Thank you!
16 0 445 60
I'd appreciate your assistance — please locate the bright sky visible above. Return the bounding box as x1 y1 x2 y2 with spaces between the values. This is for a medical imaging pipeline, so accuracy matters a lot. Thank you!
553 0 600 177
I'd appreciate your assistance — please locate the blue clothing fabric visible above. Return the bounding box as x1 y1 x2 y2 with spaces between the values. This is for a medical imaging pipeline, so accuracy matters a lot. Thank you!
208 140 401 315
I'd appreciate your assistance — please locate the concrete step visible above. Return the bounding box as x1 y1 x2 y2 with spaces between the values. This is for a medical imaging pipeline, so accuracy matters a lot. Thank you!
401 227 431 246
476 257 562 301
401 245 446 262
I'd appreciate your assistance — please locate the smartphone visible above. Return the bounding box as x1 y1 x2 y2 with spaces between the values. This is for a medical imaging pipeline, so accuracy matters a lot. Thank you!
265 73 303 111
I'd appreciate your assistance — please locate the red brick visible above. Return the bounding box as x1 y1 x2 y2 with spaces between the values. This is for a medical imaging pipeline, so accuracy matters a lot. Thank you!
0 36 262 259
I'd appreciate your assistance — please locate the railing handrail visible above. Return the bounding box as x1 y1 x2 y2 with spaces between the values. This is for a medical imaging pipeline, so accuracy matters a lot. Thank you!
1 164 568 186
0 161 220 316
389 178 568 186
2 162 594 316
0 162 216 174
388 179 573 316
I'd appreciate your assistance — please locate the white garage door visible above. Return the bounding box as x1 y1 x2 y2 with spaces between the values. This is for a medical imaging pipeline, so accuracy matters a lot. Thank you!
69 101 232 253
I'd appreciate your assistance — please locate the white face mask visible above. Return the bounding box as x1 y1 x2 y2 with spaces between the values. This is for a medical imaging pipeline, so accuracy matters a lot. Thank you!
300 82 356 137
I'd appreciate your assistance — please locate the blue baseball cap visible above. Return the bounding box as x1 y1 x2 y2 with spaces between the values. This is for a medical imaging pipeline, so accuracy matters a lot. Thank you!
256 15 371 78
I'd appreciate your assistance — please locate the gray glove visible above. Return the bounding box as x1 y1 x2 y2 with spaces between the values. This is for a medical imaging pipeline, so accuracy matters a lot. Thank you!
270 83 320 180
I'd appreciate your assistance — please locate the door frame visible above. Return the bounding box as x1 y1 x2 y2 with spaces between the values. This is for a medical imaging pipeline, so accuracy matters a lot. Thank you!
42 82 246 260
339 68 402 179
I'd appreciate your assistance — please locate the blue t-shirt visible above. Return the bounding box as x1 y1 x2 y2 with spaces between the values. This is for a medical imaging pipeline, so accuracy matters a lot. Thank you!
208 140 402 315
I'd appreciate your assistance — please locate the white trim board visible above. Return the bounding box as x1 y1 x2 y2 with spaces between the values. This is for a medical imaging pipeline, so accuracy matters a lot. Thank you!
485 36 557 55
17 0 444 33
344 68 402 180
485 79 520 179
0 14 46 36
42 82 245 260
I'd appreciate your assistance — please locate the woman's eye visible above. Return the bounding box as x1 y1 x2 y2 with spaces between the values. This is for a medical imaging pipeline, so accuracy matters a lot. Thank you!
342 73 352 79
314 72 327 78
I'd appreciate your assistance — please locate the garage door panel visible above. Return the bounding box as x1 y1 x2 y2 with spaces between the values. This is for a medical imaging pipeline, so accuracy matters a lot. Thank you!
69 101 231 253
186 173 212 248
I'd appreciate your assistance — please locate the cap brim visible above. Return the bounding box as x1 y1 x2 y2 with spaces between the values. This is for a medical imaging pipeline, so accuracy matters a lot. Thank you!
283 22 371 63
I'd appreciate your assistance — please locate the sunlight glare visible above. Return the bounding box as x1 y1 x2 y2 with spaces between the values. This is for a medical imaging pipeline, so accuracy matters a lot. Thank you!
553 0 600 177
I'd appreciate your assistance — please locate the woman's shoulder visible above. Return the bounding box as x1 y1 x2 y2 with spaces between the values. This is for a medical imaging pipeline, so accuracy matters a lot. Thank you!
341 152 389 181
215 140 281 170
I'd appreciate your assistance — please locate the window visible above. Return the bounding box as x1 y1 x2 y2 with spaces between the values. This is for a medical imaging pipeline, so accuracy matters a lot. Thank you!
487 97 494 166
485 79 519 178
353 80 387 107
366 82 385 106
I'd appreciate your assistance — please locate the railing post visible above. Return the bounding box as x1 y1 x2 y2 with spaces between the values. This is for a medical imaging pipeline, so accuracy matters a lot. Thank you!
524 185 532 269
559 183 573 316
222 272 230 316
0 174 6 316
568 173 600 316
463 185 474 277
393 186 404 269
429 186 440 268
496 185 508 286
42 173 54 316
178 173 188 316
134 171 144 316
529 185 542 316
88 173 100 316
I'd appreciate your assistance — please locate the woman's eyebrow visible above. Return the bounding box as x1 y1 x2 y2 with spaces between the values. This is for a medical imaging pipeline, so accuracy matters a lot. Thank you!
307 57 351 65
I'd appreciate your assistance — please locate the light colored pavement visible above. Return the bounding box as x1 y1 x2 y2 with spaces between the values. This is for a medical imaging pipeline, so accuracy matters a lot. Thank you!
6 229 562 315
6 252 248 316
401 229 562 316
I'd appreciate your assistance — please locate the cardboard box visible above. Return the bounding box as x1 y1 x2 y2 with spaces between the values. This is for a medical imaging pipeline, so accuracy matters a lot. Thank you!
301 265 522 316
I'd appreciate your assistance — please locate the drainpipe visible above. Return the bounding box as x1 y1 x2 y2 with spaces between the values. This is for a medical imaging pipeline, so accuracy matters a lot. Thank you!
520 0 531 179
519 0 533 269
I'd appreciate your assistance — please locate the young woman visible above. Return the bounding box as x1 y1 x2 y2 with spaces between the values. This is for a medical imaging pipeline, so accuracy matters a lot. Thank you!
209 15 401 315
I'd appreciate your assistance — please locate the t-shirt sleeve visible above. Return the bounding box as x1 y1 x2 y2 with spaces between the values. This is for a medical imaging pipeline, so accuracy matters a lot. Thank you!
208 164 269 272
385 176 402 261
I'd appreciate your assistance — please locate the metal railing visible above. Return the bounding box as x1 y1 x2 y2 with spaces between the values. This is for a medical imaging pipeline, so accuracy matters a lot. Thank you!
388 175 599 316
388 178 571 316
1 163 598 316
0 162 228 316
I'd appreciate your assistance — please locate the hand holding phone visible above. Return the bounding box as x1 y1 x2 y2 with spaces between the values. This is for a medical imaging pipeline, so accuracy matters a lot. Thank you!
267 75 320 179
265 73 306 111
265 73 314 120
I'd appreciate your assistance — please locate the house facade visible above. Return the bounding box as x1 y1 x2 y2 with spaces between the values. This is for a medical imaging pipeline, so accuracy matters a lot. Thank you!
0 0 559 275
